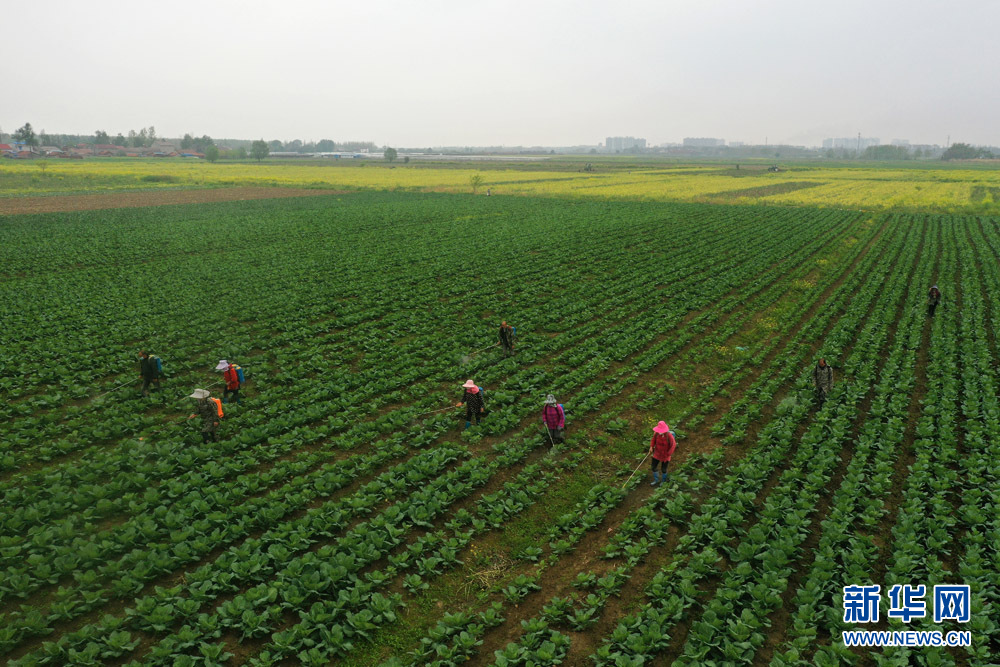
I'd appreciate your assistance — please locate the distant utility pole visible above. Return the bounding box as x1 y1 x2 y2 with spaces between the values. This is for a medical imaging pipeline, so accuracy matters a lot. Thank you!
857 132 861 156
946 134 950 147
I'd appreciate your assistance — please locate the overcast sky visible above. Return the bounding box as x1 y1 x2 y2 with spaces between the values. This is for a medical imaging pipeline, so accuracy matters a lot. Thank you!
3 0 997 147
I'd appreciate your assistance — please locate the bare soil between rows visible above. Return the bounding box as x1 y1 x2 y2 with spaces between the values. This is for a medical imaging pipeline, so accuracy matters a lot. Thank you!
0 187 348 215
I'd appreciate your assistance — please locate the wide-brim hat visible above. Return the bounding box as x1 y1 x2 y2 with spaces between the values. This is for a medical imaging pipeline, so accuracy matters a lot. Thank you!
544 394 557 405
462 379 477 389
189 388 210 399
215 360 229 370
653 420 670 434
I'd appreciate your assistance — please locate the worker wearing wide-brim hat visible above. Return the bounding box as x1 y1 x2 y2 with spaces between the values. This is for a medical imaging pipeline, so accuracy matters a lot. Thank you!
541 394 565 443
456 379 485 429
649 421 676 486
187 388 220 442
216 359 242 405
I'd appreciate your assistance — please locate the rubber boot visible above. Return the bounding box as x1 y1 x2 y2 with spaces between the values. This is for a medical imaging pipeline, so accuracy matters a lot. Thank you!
465 421 471 430
650 471 659 486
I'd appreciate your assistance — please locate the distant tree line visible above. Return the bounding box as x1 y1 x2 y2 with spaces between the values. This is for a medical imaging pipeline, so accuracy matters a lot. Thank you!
264 139 377 152
941 143 996 161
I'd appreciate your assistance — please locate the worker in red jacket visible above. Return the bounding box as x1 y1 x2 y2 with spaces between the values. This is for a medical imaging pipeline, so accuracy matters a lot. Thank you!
649 421 677 486
216 359 242 404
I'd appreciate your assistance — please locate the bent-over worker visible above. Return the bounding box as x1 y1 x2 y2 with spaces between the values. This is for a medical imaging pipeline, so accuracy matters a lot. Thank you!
188 388 220 442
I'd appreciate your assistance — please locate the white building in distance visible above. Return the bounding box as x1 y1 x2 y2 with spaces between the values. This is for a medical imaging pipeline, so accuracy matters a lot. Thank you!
604 136 646 152
823 137 880 150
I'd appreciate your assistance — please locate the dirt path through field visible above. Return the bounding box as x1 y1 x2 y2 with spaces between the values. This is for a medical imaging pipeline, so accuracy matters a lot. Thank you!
0 187 348 215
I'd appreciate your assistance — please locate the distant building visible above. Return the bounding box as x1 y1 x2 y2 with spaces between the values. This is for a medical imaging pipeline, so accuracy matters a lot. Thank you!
728 141 745 147
605 136 646 152
890 139 910 147
150 140 180 153
822 137 880 150
683 137 725 147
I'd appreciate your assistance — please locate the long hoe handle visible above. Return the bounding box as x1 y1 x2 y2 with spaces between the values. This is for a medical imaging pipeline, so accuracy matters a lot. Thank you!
622 451 651 489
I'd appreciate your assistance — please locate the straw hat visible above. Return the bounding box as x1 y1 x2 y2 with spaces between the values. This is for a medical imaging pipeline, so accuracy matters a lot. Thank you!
189 388 210 399
462 379 477 389
653 421 670 434
215 360 229 370
544 394 557 405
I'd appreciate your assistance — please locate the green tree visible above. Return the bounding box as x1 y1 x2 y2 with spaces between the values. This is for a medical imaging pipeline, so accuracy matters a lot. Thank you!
237 146 248 159
94 130 110 144
316 139 336 151
403 155 410 164
14 122 38 148
862 144 911 161
942 142 991 160
205 145 220 163
113 133 126 146
384 147 398 162
469 173 484 194
250 139 269 162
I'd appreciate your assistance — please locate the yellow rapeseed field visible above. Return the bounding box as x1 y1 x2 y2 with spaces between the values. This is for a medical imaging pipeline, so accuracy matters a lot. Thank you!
2 158 999 212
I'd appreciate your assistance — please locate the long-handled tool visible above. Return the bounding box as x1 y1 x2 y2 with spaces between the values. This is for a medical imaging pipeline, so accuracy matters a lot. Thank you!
460 342 499 364
542 424 562 454
93 378 139 401
414 405 456 418
622 451 651 489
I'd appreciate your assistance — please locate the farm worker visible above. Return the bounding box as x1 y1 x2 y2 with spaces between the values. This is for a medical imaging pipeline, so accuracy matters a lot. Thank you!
927 285 941 317
813 358 833 405
456 379 484 429
138 350 160 397
188 389 220 442
649 421 677 486
541 394 566 443
217 360 242 404
499 321 516 357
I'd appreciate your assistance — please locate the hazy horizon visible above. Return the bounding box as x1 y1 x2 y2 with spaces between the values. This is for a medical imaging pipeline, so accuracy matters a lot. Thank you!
3 0 997 148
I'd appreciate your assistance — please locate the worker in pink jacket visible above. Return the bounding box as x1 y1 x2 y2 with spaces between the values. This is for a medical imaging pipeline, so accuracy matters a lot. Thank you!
541 394 565 443
649 421 677 486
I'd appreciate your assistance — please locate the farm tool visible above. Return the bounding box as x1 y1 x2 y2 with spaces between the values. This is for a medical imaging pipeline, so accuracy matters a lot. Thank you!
414 405 456 418
460 342 499 364
92 377 139 401
622 451 651 489
542 424 560 454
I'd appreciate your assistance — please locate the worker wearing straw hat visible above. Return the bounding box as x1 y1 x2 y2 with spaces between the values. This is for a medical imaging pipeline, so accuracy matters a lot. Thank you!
649 421 676 486
456 379 485 429
187 389 220 442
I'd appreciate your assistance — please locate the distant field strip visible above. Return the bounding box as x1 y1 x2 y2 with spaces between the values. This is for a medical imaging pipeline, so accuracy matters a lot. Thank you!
0 187 345 215
2 159 1000 212
704 180 825 200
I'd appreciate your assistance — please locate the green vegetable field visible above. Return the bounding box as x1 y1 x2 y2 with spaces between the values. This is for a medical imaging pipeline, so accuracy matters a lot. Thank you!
2 191 998 665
